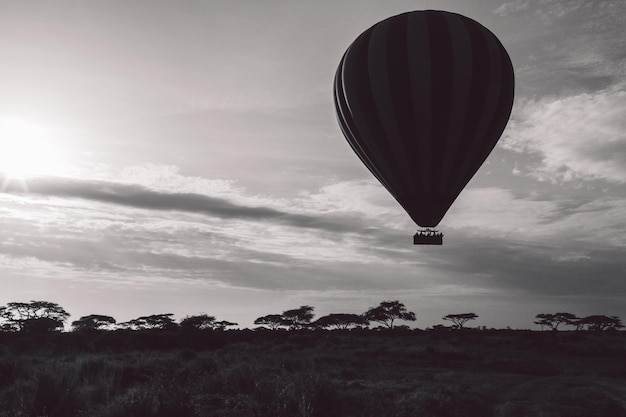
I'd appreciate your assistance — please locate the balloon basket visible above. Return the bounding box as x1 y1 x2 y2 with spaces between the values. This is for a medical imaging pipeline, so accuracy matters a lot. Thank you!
413 229 443 245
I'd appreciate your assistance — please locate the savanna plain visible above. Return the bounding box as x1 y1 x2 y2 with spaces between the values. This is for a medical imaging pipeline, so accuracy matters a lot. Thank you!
1 328 625 417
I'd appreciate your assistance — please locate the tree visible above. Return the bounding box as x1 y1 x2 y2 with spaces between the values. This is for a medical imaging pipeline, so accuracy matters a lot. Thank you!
22 317 65 333
315 313 368 330
0 301 69 331
363 301 416 329
214 320 238 330
579 315 624 331
534 313 579 331
442 313 478 329
180 314 217 330
121 314 176 330
179 314 238 330
71 315 117 331
254 314 286 330
281 306 315 330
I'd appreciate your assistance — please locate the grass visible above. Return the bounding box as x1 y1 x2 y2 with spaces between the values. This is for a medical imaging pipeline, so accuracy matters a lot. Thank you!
0 329 625 416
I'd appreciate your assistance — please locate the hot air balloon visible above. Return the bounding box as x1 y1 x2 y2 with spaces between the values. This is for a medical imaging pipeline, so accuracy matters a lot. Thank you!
334 10 514 245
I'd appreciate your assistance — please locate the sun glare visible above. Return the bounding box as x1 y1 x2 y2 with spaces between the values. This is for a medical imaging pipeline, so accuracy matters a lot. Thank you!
0 117 69 179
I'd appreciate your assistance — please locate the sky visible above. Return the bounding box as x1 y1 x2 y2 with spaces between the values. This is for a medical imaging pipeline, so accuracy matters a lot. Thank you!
1 0 625 330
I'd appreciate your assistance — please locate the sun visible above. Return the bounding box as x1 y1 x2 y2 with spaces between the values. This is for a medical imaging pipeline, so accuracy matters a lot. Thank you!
0 116 69 179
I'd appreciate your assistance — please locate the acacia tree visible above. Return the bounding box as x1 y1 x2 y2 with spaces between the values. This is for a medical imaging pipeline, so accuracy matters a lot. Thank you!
254 314 286 330
180 314 217 330
579 315 624 331
363 301 416 329
180 314 238 330
282 306 315 329
442 313 478 329
315 313 368 330
121 314 177 330
534 313 579 331
214 320 238 330
0 301 69 331
71 315 116 331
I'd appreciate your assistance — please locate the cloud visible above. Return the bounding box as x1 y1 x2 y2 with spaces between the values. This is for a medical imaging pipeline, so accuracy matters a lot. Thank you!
2 172 625 307
493 0 530 17
0 175 421 287
116 164 239 197
533 0 589 23
504 0 625 97
0 175 364 234
426 235 626 301
502 89 626 183
493 0 619 22
444 188 558 237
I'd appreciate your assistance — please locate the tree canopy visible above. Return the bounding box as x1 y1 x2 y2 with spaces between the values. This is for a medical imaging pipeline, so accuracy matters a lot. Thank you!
0 301 69 331
71 315 117 331
315 313 368 330
534 313 579 331
579 315 624 331
254 314 286 330
442 313 478 329
363 301 416 329
281 306 315 330
120 314 176 330
180 314 217 330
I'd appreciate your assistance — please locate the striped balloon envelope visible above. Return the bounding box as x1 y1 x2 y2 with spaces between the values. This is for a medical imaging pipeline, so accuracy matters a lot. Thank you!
334 10 514 244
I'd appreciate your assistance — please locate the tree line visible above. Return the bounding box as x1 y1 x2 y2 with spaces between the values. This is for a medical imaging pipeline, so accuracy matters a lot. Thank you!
0 301 238 333
254 300 416 330
0 300 623 333
0 300 419 333
534 312 624 331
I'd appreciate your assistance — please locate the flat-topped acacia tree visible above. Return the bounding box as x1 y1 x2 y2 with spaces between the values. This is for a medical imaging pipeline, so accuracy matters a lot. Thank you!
0 301 69 332
281 306 315 330
254 314 286 330
315 313 368 330
71 315 117 331
442 313 478 329
534 313 579 331
363 301 416 329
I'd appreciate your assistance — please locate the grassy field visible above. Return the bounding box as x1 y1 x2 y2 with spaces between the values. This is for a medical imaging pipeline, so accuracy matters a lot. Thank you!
0 329 625 417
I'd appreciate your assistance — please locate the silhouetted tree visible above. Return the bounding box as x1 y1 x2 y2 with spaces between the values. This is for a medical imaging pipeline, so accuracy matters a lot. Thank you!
23 317 65 333
282 306 315 330
121 313 176 330
254 314 286 330
534 313 579 331
180 314 217 330
442 313 478 329
315 313 368 330
214 320 238 330
71 315 116 331
363 301 416 329
0 301 69 331
579 315 624 331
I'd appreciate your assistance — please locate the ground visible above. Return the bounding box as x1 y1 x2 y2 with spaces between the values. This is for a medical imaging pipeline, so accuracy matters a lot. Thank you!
0 329 624 416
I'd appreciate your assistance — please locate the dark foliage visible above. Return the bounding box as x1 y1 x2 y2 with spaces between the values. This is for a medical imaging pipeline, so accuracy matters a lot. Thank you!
281 306 315 330
72 315 116 331
363 300 416 329
315 313 368 330
442 313 478 329
1 300 69 331
254 314 286 330
0 330 624 416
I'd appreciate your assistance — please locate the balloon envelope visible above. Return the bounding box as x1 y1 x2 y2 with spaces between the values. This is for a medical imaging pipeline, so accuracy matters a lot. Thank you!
334 10 514 228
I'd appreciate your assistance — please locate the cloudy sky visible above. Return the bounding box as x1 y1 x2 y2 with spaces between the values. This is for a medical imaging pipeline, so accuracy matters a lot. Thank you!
1 0 625 329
